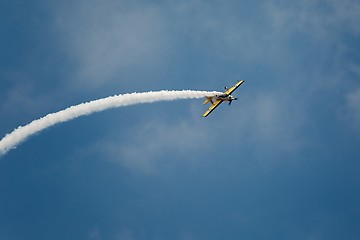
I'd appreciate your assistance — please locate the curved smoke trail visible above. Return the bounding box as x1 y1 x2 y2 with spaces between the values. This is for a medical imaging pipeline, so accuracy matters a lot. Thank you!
0 90 221 156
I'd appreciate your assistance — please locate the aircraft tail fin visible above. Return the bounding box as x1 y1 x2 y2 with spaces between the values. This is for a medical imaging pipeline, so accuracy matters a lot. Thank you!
203 97 212 105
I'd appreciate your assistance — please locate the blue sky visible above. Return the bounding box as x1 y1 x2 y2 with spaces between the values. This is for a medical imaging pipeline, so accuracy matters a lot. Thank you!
1 0 360 239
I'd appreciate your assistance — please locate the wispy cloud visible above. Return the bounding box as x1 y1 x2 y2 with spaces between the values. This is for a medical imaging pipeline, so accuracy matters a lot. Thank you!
266 0 360 39
95 118 214 173
345 87 360 130
225 90 309 162
0 73 55 130
54 0 170 88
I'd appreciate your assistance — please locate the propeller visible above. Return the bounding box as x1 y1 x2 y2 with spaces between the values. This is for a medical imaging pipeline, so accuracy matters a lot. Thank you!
229 98 238 106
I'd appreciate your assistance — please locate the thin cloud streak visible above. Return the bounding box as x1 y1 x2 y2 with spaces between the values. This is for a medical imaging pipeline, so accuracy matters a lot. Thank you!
0 90 221 156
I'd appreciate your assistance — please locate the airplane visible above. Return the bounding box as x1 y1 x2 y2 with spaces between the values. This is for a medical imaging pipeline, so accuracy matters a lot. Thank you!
202 80 245 117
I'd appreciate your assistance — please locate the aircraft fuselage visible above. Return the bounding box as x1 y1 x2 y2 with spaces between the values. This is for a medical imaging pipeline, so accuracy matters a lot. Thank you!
213 94 237 102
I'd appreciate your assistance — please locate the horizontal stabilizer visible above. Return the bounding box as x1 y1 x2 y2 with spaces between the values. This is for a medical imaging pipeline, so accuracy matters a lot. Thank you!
203 97 213 105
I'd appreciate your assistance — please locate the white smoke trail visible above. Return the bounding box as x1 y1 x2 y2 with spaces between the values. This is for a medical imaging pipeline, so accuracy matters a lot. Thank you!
0 90 221 156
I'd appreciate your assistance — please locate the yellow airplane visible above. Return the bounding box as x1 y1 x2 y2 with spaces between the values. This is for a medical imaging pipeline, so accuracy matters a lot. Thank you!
203 80 245 117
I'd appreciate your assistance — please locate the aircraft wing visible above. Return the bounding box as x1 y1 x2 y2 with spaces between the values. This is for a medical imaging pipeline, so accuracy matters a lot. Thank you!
224 80 245 95
203 99 223 117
